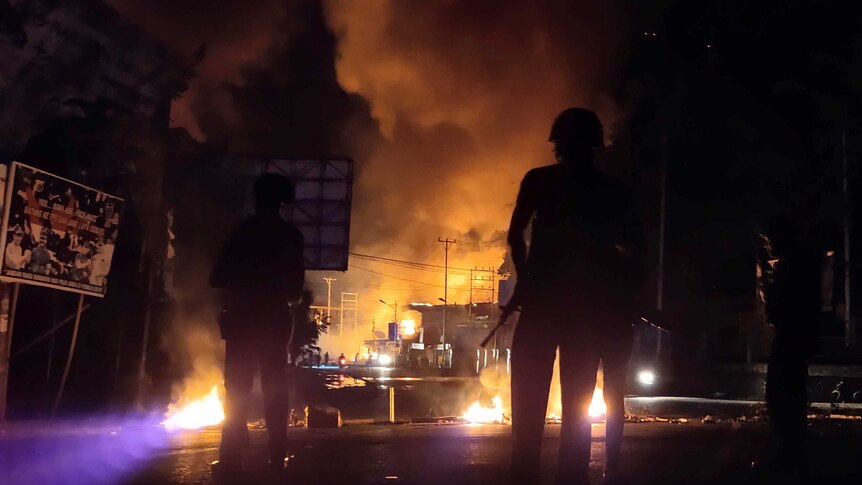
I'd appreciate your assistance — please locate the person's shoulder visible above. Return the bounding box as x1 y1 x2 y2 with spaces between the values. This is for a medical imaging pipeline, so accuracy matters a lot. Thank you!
595 170 633 195
522 164 560 185
525 164 559 178
285 223 304 242
235 215 259 230
273 219 304 245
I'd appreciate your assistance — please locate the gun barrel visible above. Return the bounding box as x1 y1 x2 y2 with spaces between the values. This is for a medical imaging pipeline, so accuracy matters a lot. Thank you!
479 322 503 348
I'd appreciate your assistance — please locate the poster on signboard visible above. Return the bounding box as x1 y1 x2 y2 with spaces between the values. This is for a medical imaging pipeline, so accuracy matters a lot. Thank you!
0 162 123 297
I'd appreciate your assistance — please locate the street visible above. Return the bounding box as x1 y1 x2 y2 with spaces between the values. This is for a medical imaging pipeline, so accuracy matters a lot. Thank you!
3 413 861 485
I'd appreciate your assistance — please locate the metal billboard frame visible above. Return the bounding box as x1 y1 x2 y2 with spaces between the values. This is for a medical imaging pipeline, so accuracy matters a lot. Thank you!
254 158 353 271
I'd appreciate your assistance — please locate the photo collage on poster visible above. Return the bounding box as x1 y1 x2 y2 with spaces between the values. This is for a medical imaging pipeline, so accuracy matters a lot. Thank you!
1 162 123 297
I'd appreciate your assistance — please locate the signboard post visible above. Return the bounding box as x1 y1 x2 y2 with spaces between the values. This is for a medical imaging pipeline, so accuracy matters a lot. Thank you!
0 162 123 417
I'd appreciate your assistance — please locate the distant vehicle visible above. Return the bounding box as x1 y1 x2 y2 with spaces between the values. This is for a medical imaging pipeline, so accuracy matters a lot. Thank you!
627 317 671 396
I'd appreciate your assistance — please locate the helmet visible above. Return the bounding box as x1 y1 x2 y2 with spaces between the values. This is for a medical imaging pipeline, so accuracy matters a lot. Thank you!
549 108 604 149
253 172 295 208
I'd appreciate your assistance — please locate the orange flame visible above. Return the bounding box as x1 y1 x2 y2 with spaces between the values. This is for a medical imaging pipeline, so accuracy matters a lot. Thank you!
588 385 607 418
162 385 225 430
462 395 506 424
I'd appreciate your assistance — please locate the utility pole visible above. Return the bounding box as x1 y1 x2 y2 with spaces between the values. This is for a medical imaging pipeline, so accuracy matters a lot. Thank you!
843 131 854 349
0 283 10 421
438 237 456 367
656 133 669 363
323 277 336 327
658 134 667 312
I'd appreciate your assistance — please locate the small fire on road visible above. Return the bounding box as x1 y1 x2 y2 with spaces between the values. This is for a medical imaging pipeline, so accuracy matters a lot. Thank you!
588 385 607 418
162 385 225 430
462 396 507 424
461 385 607 425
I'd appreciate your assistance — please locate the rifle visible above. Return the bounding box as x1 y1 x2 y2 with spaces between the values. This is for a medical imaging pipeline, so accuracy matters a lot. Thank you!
480 275 527 348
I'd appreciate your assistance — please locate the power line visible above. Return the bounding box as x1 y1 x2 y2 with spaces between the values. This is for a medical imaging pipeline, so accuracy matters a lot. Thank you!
349 252 474 274
348 264 441 288
347 264 469 293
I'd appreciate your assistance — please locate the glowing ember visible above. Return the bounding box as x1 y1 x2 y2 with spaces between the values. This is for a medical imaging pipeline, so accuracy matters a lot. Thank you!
162 385 225 430
462 395 505 423
588 385 607 418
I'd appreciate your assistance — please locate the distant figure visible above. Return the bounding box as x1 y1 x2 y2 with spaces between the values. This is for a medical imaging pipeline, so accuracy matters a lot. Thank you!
89 237 112 286
354 353 360 365
5 226 31 270
210 173 305 477
314 353 322 367
29 232 52 275
505 108 644 484
324 351 330 366
71 242 93 282
758 218 821 477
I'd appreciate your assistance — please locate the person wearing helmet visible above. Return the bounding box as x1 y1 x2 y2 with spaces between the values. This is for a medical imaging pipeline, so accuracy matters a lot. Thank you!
210 172 305 478
506 108 644 484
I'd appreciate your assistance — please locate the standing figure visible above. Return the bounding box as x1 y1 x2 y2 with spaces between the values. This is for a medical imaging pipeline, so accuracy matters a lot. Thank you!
506 108 644 484
210 173 305 477
5 226 31 270
71 242 93 282
758 218 820 479
29 232 53 275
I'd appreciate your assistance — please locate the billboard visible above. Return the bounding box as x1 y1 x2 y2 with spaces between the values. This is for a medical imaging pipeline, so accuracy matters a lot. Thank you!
0 162 123 297
252 159 353 271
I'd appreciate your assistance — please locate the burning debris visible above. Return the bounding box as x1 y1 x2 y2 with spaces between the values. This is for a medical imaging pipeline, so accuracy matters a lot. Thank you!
161 385 225 430
462 396 508 424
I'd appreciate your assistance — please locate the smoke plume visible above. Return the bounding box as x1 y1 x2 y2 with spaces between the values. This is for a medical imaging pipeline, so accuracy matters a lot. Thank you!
109 0 637 365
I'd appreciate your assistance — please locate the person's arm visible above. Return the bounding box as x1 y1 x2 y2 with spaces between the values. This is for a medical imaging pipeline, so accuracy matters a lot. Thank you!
275 227 305 302
209 225 246 289
75 257 92 269
507 172 536 278
618 188 646 259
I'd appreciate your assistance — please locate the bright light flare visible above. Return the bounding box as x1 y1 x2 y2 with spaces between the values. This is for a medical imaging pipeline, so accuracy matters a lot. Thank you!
637 369 656 386
400 319 416 336
162 385 225 430
463 396 505 424
378 354 393 366
588 386 607 418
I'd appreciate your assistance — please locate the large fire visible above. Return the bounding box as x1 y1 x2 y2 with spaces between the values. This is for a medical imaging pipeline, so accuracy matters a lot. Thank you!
462 396 506 424
162 385 225 430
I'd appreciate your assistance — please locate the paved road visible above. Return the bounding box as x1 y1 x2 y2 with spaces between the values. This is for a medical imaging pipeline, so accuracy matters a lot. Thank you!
4 416 860 485
130 420 862 485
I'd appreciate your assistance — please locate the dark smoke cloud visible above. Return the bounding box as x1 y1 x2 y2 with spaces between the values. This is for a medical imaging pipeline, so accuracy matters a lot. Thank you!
108 0 639 352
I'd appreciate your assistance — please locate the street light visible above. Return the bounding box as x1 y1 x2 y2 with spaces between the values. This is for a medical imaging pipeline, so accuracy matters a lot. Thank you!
379 299 398 324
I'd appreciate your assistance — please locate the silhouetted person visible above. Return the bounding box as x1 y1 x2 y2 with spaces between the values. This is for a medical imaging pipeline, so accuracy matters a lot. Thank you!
757 218 820 479
210 173 305 477
506 108 644 485
324 351 330 366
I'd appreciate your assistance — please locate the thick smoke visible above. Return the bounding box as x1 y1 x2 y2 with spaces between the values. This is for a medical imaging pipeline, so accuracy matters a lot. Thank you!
109 0 636 368
320 0 634 341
